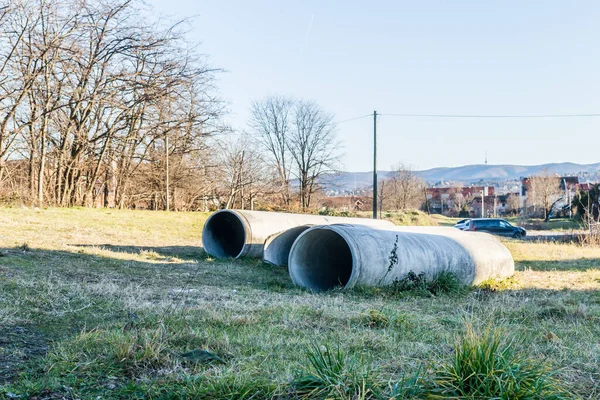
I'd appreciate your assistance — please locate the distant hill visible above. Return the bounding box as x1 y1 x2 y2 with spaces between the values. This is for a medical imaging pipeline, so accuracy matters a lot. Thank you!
321 162 600 193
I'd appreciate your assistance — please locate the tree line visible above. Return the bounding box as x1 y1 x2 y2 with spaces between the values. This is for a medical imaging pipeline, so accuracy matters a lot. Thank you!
3 1 593 217
0 0 225 209
0 0 341 211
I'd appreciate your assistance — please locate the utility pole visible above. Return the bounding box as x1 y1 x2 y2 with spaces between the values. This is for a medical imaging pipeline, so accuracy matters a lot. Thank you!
165 133 170 211
494 194 497 217
563 178 572 219
568 189 572 219
588 188 592 234
481 189 485 218
372 110 378 219
379 179 384 219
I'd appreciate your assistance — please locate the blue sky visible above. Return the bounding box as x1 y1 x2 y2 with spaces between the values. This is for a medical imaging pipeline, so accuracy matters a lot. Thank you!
148 0 600 171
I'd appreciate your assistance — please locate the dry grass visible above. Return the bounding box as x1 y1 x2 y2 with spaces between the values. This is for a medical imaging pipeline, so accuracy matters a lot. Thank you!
504 240 600 291
0 207 598 398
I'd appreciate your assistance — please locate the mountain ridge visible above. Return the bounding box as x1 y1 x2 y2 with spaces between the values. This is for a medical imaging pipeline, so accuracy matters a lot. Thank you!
322 162 600 192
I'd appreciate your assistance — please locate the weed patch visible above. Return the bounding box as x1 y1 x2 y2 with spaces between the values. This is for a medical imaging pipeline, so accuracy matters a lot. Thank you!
356 308 409 329
391 271 468 297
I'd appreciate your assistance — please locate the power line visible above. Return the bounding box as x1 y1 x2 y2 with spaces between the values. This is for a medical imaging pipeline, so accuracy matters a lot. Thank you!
379 113 600 118
334 114 372 124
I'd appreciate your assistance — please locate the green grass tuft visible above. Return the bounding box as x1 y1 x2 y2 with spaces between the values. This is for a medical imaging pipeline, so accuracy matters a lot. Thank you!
431 323 570 399
360 309 391 328
292 344 376 399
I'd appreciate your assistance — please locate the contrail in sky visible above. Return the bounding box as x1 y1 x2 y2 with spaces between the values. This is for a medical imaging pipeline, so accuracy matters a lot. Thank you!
300 13 315 56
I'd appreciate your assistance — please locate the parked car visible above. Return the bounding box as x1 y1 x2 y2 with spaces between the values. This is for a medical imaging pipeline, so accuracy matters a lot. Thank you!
464 218 526 239
453 218 471 230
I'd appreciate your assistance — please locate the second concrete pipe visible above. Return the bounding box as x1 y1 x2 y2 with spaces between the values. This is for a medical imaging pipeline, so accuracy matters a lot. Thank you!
288 224 514 291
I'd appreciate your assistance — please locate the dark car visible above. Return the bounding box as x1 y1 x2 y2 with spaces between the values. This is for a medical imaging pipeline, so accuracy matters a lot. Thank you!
464 218 526 239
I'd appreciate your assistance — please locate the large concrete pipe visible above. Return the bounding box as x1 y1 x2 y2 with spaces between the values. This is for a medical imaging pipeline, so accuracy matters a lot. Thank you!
288 224 514 291
202 210 394 260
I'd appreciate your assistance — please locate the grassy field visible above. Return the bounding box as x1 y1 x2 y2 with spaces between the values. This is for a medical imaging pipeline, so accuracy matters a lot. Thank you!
356 210 438 226
1 208 599 399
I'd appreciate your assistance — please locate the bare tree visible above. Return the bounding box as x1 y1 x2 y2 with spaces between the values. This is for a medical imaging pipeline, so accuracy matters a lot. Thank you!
249 96 340 211
217 136 269 210
529 172 563 222
451 191 472 217
0 0 224 208
506 193 521 215
387 164 424 210
378 178 389 216
0 0 43 184
289 100 339 210
249 96 293 206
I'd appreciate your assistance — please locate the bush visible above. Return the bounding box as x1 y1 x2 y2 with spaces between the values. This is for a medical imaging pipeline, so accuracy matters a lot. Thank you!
458 209 470 218
431 323 569 399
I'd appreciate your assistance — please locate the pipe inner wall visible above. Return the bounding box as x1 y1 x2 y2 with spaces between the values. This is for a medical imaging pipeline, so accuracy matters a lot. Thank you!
202 211 246 258
288 229 354 291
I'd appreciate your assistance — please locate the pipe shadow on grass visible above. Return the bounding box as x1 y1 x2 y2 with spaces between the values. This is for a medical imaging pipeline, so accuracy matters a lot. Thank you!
516 258 600 272
0 245 291 292
71 243 206 261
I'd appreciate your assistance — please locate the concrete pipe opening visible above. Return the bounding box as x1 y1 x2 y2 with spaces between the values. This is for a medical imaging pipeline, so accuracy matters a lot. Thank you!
202 211 246 258
289 229 353 291
264 225 312 267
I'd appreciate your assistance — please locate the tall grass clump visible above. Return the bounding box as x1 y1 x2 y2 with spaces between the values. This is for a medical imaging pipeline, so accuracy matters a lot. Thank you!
431 323 570 399
292 344 376 399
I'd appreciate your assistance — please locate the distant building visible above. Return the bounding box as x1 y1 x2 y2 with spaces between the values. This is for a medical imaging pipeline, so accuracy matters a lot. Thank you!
426 186 495 215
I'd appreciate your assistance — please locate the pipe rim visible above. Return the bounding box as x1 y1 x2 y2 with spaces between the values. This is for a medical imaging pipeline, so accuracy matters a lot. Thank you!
288 224 360 291
202 210 248 258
